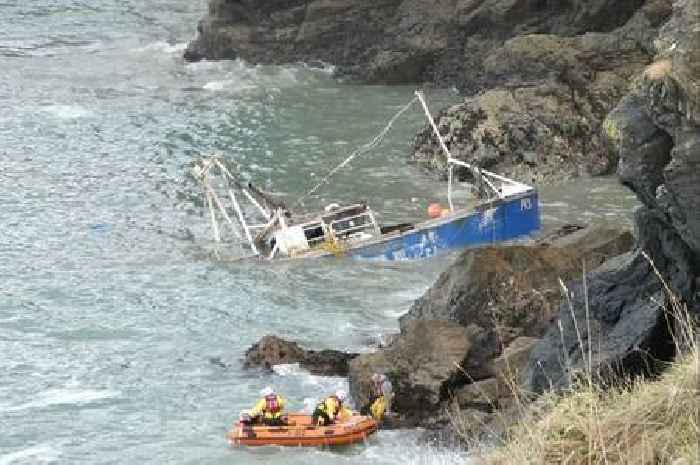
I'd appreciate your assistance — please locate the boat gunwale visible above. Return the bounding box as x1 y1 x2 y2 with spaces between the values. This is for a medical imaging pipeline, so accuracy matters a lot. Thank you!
281 188 538 260
227 414 378 446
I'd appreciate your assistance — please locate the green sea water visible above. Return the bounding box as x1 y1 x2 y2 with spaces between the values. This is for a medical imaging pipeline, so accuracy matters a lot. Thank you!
0 2 639 464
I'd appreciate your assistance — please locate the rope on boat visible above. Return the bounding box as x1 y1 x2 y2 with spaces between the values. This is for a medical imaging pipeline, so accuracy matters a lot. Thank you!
292 95 419 208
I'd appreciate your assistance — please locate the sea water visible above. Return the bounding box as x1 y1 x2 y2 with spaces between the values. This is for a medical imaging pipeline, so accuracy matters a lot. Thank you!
0 1 638 464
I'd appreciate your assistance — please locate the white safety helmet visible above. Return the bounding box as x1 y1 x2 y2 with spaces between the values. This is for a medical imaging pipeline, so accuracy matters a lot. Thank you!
260 386 275 397
371 373 386 383
335 389 347 401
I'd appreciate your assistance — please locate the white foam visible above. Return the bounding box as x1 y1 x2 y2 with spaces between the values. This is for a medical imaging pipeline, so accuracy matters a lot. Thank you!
539 201 570 208
0 444 60 465
202 79 258 93
356 431 470 465
185 59 229 73
271 363 304 376
202 80 227 91
271 363 349 406
300 61 336 75
40 105 93 119
134 41 187 54
2 387 119 412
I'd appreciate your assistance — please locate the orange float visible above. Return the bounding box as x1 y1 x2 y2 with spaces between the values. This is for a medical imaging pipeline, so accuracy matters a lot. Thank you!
227 413 378 447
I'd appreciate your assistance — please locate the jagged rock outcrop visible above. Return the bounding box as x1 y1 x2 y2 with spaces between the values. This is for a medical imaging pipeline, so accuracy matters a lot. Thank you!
402 225 634 336
244 335 358 376
524 0 700 392
348 224 633 425
186 1 673 183
410 0 672 183
185 0 664 86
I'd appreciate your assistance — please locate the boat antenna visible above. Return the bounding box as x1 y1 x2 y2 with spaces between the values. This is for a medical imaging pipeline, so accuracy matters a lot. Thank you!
291 95 419 208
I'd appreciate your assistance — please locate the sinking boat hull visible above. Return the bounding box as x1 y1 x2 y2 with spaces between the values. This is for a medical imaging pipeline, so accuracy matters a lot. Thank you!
346 191 540 260
227 413 378 447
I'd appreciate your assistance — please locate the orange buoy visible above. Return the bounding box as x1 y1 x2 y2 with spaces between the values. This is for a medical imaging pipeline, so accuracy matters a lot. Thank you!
227 413 378 447
427 203 442 218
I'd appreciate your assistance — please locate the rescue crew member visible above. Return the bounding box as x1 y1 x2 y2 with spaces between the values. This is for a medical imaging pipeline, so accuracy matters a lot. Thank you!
249 386 287 426
312 390 348 426
361 373 392 421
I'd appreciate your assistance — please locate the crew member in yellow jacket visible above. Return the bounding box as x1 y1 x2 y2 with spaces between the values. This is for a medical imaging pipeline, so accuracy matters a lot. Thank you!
249 386 287 426
312 390 351 425
361 373 392 421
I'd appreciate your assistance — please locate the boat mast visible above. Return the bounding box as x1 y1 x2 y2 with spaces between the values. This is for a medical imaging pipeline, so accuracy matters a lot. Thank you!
415 91 533 206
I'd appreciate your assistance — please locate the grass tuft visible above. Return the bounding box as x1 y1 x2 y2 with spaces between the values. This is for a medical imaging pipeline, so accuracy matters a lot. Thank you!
472 254 699 465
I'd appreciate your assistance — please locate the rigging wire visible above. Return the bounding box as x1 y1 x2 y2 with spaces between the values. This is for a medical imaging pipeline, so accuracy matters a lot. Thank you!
291 95 419 208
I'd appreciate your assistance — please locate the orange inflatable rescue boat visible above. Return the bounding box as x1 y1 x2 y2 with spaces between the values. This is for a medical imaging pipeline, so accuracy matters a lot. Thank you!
227 413 378 447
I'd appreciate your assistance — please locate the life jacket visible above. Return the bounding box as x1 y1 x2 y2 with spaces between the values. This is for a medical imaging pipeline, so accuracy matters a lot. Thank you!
264 394 281 414
317 395 341 417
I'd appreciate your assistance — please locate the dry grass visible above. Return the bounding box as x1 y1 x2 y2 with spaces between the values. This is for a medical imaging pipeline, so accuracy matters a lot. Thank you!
473 256 699 465
481 349 698 465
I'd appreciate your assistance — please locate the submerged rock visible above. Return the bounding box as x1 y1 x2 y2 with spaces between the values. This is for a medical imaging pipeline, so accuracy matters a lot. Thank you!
525 0 700 392
244 335 357 376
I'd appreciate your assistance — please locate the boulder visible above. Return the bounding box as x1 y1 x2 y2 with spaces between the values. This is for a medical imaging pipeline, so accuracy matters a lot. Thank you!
348 320 479 424
488 336 540 387
454 378 500 408
525 0 700 392
244 335 357 376
410 0 673 182
403 225 634 336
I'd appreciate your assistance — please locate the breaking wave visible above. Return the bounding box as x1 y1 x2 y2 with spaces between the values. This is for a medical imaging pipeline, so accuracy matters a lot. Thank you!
134 41 188 54
1 386 120 413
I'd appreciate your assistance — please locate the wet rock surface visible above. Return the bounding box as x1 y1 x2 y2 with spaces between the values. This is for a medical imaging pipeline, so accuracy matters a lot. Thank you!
403 224 634 336
410 0 672 182
348 320 480 425
524 0 700 392
348 224 633 426
184 1 673 184
244 335 358 376
185 0 665 87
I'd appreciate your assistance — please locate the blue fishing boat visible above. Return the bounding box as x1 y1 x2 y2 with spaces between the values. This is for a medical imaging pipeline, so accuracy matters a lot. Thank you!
192 91 541 261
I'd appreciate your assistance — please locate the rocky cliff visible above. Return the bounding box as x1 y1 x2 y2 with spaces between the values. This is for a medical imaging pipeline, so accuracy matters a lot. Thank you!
185 0 664 88
410 0 672 182
347 225 633 426
524 0 700 392
185 0 672 183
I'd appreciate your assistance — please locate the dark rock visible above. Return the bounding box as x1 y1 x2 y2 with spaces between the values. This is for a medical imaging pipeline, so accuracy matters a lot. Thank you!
454 377 499 408
244 335 357 376
410 1 672 182
348 320 480 425
403 225 634 336
487 336 540 387
184 0 668 88
525 0 700 392
184 0 674 183
387 224 633 407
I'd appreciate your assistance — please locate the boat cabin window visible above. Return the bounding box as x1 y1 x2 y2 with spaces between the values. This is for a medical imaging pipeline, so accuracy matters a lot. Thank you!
322 204 379 241
302 222 326 245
